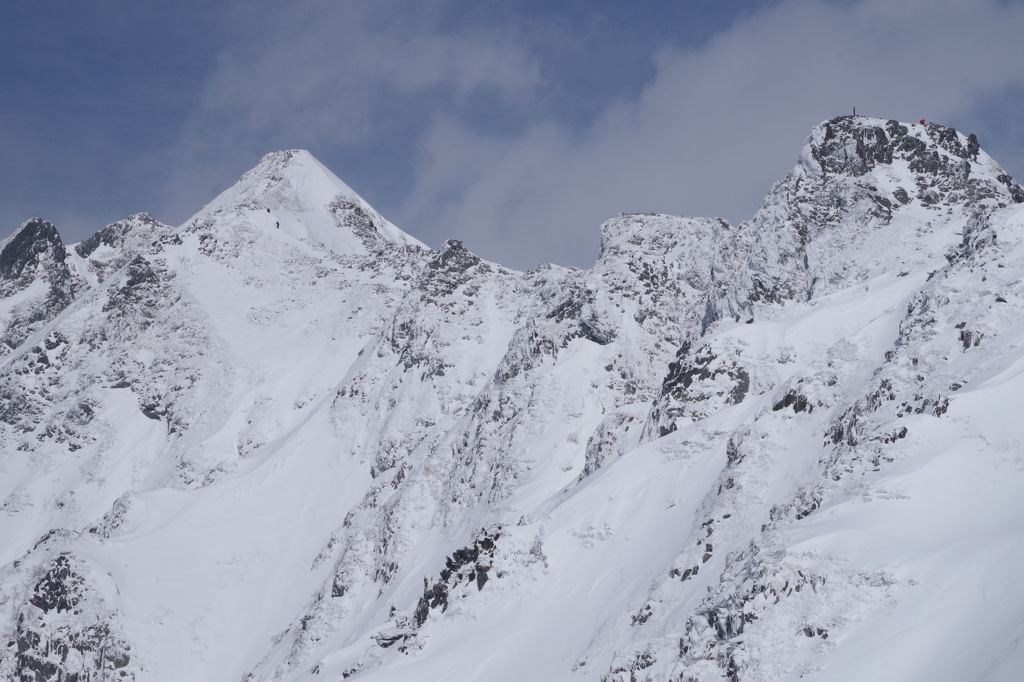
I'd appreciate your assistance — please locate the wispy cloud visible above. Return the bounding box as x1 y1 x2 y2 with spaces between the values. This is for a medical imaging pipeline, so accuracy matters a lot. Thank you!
390 0 1024 268
158 0 539 223
160 0 1024 270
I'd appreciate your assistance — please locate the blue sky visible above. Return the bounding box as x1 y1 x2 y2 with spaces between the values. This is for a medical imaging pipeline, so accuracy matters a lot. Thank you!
3 0 1024 269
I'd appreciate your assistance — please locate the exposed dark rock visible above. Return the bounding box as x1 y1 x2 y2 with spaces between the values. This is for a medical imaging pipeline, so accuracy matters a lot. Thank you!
959 329 982 350
648 341 750 437
946 213 996 264
419 240 485 302
1 219 66 285
413 528 501 628
374 629 410 649
602 651 655 682
966 133 980 159
580 410 643 478
812 118 894 176
101 255 179 330
329 199 386 249
493 321 562 384
29 555 81 613
578 317 617 345
773 390 811 413
996 174 1024 203
11 554 137 681
631 604 653 626
427 240 481 274
1 219 81 353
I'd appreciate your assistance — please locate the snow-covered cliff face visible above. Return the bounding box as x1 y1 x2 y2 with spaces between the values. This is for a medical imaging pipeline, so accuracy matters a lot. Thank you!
2 119 1024 682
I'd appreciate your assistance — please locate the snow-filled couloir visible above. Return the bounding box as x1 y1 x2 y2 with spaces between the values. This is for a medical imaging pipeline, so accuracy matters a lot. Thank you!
2 117 1024 682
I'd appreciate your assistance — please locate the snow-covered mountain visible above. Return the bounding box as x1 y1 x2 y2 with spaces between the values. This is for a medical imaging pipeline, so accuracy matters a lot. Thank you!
2 118 1024 682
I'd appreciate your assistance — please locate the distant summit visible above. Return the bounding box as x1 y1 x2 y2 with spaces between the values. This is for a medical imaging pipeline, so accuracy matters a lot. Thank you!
0 218 79 355
803 115 1022 205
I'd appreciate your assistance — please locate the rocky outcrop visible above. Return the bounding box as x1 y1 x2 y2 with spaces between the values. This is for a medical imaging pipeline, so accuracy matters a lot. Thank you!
0 219 81 355
1 553 138 682
74 213 173 284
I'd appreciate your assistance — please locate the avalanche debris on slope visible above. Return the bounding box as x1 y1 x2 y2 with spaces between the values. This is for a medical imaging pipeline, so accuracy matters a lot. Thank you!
2 120 1024 682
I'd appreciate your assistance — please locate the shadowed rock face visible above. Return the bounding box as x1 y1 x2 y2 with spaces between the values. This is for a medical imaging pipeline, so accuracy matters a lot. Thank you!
75 219 135 259
0 219 68 291
647 340 752 438
0 219 80 354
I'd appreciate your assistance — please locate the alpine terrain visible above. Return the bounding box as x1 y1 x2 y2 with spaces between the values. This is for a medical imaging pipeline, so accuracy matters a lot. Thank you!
3 116 1024 682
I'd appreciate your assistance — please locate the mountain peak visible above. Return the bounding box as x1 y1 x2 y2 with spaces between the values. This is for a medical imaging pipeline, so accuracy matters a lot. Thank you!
70 213 173 285
799 115 1024 205
192 149 426 256
0 218 80 354
725 115 1024 305
0 218 67 287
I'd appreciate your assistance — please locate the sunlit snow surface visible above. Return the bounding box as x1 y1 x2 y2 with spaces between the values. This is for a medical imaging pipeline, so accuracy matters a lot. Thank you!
2 119 1024 681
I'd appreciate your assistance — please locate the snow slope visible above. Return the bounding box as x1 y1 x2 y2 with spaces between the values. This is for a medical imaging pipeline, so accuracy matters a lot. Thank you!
2 119 1024 682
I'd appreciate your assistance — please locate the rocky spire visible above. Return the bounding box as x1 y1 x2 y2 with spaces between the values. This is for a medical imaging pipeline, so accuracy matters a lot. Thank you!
0 218 80 354
0 218 68 292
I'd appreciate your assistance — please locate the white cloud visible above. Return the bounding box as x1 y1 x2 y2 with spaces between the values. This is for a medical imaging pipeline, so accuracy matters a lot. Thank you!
158 0 539 225
392 0 1024 269
194 2 539 142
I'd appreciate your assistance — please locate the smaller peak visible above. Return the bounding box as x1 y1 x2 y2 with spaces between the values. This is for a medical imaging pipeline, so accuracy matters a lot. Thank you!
2 218 64 269
1 218 67 282
75 213 170 259
429 239 482 273
10 217 61 241
441 238 467 250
